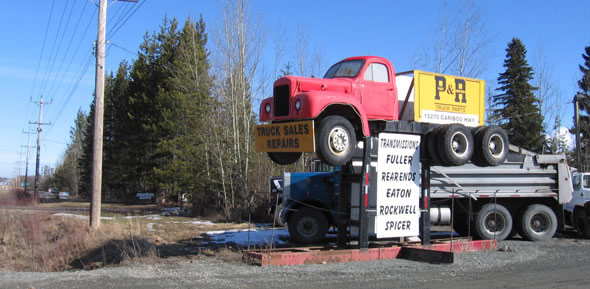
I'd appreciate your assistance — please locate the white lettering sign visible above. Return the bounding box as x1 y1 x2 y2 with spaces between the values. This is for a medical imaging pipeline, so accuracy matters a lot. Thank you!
375 133 421 238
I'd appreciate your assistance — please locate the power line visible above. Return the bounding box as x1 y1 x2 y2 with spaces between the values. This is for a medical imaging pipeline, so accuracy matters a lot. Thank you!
37 0 73 97
45 0 91 98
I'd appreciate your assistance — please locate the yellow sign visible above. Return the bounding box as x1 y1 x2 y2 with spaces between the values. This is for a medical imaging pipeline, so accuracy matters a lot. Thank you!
413 70 485 127
255 120 315 152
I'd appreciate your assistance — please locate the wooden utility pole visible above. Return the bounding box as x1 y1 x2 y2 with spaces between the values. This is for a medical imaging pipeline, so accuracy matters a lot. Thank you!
21 130 34 195
29 98 51 204
90 0 107 229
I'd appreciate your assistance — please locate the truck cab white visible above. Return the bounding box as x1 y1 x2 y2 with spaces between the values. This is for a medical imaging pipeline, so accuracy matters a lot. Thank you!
565 172 590 238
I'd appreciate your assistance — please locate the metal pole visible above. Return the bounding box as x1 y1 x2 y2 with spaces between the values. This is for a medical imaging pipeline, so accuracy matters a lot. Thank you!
90 0 107 229
420 162 431 245
359 137 372 250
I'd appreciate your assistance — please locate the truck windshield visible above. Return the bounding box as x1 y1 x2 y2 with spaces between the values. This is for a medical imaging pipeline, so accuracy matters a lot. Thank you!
323 60 365 79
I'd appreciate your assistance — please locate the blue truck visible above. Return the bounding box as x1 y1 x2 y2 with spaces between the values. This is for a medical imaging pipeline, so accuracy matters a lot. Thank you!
274 145 575 244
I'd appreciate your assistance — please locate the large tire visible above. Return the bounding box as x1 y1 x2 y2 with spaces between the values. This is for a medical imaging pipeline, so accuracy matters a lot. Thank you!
518 204 557 241
573 209 590 239
474 204 513 241
316 116 356 166
470 126 488 167
273 203 286 227
437 124 474 166
288 207 329 244
267 152 302 165
426 127 444 166
475 126 508 166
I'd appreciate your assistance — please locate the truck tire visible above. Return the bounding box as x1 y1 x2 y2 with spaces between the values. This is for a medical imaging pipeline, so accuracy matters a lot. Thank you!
273 203 286 227
316 116 356 166
470 126 488 167
426 127 443 166
267 152 302 165
474 204 513 240
288 206 329 244
437 124 474 166
573 209 590 239
475 126 508 167
518 204 557 241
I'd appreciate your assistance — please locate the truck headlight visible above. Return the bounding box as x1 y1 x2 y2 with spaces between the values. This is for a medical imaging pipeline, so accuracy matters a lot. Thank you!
265 103 271 113
295 99 301 111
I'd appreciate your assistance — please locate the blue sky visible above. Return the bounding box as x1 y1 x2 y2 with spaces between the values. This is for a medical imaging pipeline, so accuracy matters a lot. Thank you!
0 0 589 178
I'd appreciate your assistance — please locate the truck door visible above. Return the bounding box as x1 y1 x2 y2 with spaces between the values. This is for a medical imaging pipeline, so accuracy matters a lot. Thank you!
361 62 396 120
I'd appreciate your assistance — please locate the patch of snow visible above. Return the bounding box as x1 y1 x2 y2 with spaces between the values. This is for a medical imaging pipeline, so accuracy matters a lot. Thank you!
146 223 156 232
206 228 290 246
53 213 113 220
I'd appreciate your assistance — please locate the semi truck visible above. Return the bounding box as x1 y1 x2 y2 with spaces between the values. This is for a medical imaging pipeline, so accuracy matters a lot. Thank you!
255 56 509 168
274 144 575 244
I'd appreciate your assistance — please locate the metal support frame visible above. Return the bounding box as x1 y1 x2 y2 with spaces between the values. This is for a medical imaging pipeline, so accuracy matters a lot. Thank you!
358 136 373 250
421 162 431 245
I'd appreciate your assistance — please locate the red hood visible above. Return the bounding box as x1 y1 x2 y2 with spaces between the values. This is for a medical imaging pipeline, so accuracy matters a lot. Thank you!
275 76 353 96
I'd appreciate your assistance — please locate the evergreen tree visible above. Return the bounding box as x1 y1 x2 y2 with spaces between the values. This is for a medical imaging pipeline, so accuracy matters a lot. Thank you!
53 109 87 196
573 46 590 170
492 38 544 152
103 63 131 200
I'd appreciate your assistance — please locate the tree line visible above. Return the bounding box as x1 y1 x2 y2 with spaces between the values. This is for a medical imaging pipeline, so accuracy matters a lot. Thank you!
50 0 590 221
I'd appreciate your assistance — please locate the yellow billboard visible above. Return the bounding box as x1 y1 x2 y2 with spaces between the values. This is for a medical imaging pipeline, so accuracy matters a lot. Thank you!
255 120 315 152
413 70 485 127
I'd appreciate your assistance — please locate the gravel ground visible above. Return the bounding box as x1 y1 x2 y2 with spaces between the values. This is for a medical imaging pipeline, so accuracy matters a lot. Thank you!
2 233 590 289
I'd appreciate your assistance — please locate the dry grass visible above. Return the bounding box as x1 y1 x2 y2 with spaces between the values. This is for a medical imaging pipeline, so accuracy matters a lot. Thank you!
0 209 257 272
0 189 260 272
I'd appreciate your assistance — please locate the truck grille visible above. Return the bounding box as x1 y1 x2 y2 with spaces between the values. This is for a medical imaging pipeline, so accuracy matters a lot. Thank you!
273 85 290 117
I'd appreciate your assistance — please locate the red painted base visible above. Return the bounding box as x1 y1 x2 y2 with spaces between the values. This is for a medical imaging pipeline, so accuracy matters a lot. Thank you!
243 239 497 266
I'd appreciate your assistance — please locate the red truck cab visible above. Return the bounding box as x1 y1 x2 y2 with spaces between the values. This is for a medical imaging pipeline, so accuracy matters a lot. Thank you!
259 56 400 165
260 56 398 133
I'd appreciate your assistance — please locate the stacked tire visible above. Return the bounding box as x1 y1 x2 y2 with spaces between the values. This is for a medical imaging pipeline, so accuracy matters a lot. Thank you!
426 124 508 167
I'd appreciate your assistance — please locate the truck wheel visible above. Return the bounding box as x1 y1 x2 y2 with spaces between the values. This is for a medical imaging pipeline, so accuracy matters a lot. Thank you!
573 209 590 239
475 126 508 167
437 124 474 166
518 204 557 241
474 204 513 240
267 152 302 165
470 126 488 167
288 206 329 244
426 127 443 166
316 116 356 166
273 203 286 227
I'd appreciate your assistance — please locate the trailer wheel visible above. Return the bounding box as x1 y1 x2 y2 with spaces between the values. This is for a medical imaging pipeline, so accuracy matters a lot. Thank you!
438 124 474 166
288 206 329 244
474 204 513 240
475 126 508 167
267 152 302 165
316 116 356 166
518 204 557 241
573 209 590 239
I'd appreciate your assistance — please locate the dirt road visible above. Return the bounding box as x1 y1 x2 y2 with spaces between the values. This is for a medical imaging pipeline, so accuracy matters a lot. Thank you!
2 233 589 289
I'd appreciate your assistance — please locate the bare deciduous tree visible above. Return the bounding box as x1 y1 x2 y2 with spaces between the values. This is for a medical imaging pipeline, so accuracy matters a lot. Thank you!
416 0 491 78
210 0 266 219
